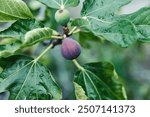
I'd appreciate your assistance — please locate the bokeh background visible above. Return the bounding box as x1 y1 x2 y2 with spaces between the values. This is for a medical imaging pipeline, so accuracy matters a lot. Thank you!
0 0 150 99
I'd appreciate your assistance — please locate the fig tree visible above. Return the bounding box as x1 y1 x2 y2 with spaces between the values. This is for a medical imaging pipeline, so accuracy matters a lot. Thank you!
55 9 70 26
61 37 81 60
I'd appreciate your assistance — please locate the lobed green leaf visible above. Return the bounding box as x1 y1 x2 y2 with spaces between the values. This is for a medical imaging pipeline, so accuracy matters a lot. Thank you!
121 7 150 42
0 55 62 100
0 19 45 58
0 0 33 22
100 20 137 47
0 19 44 41
24 28 56 46
0 42 21 58
72 0 139 47
37 0 80 9
74 62 127 100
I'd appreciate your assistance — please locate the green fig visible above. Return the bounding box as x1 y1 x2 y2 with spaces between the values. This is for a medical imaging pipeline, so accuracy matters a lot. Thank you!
55 9 70 26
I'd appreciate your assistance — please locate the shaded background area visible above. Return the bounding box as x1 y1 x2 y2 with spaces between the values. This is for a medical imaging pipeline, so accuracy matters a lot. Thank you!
0 0 150 99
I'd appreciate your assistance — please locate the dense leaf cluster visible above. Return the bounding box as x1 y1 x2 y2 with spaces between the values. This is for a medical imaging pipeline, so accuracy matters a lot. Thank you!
0 0 149 100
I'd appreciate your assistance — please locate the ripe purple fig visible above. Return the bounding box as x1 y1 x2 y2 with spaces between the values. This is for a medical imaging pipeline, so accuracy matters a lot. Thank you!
61 38 81 60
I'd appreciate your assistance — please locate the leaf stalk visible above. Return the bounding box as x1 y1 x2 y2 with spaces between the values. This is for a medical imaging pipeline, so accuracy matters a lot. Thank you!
68 27 80 35
51 35 64 39
73 59 84 71
34 44 53 63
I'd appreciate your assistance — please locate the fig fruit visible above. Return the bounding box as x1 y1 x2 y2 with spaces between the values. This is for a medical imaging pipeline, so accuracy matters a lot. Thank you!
61 38 81 60
55 9 70 26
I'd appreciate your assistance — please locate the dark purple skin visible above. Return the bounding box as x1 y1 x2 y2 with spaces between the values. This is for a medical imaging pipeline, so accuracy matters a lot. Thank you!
61 38 81 60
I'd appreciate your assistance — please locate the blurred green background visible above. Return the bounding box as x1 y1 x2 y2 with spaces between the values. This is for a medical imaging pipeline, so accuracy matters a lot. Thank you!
0 0 150 100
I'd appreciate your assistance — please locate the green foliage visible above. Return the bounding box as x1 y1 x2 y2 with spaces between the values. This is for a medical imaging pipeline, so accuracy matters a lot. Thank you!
0 0 33 22
72 0 139 47
0 41 21 58
0 19 43 40
74 82 88 100
0 0 149 100
0 20 59 58
100 20 137 47
0 55 62 100
74 62 127 100
37 0 80 9
75 31 102 48
24 28 58 46
0 19 44 58
121 7 150 42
